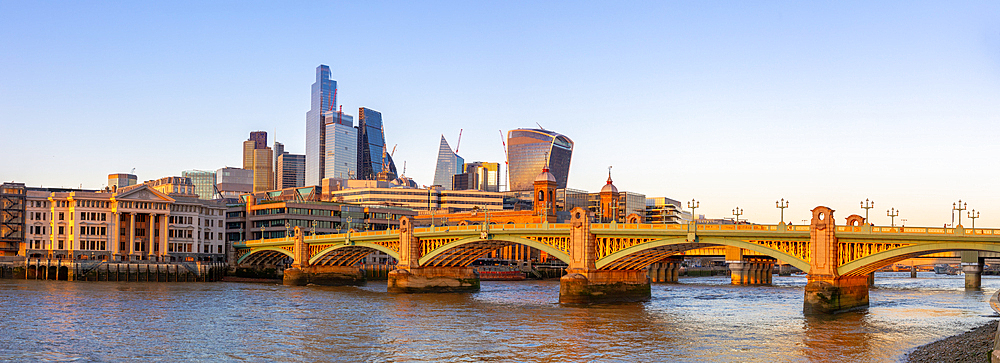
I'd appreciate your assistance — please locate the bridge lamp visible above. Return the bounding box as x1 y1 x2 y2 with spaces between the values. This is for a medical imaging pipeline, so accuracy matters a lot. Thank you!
285 221 290 240
953 200 967 227
861 199 874 225
260 226 265 240
887 208 899 227
968 209 980 230
311 220 317 236
732 207 743 225
687 199 699 224
776 198 789 224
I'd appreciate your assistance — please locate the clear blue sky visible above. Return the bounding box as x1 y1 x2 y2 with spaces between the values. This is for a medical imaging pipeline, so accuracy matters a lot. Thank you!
2 1 998 227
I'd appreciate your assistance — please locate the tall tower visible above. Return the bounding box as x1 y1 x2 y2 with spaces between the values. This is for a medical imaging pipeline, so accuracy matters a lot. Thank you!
599 170 619 222
432 136 464 189
305 65 337 186
242 131 274 193
533 166 558 218
357 107 396 180
506 128 573 191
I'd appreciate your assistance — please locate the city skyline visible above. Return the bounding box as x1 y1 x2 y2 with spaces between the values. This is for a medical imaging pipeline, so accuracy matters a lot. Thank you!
2 2 999 227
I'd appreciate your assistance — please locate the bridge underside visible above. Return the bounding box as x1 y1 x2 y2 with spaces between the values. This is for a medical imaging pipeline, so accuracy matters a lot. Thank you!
312 246 383 266
598 242 712 270
421 240 523 267
240 249 292 266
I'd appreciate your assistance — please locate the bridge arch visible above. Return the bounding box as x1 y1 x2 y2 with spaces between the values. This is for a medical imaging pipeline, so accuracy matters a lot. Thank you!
838 243 1000 276
236 246 294 266
418 235 572 267
309 242 401 266
596 236 811 272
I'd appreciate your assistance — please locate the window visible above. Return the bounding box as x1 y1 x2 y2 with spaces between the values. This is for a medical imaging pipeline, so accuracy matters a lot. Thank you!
59 212 64 220
58 226 64 235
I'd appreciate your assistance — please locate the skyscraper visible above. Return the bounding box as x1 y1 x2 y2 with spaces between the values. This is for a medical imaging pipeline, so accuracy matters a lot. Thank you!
273 141 284 188
277 153 306 189
305 65 338 186
506 129 574 191
242 131 273 193
324 110 357 180
432 135 464 189
452 162 500 192
357 107 396 180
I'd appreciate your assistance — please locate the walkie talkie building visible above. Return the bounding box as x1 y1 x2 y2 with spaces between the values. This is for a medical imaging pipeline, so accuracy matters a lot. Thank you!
506 129 573 191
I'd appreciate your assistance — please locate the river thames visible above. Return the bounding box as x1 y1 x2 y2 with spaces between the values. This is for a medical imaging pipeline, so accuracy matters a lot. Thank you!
0 273 996 362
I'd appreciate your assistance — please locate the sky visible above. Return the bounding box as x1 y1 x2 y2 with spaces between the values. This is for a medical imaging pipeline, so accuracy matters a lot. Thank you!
2 1 999 227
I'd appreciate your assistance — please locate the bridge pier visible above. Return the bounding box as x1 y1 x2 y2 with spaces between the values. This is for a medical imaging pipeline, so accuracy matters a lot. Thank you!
962 251 983 289
283 266 366 286
726 246 773 285
648 259 680 283
387 267 480 293
803 206 869 314
559 207 651 304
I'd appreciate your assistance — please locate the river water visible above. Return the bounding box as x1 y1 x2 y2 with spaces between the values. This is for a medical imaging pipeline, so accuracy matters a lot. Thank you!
0 272 996 362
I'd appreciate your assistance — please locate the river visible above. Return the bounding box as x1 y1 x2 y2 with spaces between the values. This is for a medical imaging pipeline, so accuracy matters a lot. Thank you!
0 272 996 362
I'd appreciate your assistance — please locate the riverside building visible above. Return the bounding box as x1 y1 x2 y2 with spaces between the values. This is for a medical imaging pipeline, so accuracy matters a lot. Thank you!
16 178 226 262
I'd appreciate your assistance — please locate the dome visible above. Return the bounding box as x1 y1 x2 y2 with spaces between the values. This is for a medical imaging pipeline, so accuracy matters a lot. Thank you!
534 167 557 183
601 174 618 194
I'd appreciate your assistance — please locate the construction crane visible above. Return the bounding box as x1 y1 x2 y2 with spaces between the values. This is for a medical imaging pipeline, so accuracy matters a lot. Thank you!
455 129 463 153
499 130 508 191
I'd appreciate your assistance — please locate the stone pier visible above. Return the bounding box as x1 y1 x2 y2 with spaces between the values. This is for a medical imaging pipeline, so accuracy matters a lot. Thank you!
559 208 650 304
648 259 681 283
803 206 870 314
726 247 774 285
962 251 983 289
283 265 365 286
387 217 481 293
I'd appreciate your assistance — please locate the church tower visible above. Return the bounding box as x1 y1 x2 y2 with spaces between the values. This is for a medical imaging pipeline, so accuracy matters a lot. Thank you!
533 166 558 218
599 168 619 222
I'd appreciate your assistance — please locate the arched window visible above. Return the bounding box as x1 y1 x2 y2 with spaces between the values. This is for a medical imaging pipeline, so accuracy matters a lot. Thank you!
538 190 544 201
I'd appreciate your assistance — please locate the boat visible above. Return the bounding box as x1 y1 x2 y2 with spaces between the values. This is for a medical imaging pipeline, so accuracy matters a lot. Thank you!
475 266 527 281
934 264 958 275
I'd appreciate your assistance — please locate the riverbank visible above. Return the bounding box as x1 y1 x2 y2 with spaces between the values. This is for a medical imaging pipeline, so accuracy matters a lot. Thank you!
906 320 997 363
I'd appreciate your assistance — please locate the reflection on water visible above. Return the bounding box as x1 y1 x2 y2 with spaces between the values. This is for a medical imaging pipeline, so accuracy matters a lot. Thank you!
0 272 996 362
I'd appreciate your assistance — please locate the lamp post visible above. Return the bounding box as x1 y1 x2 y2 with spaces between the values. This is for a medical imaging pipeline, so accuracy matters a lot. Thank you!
887 208 899 227
861 199 874 224
285 221 290 240
732 207 743 225
968 209 980 230
953 200 967 227
687 199 699 225
776 198 788 224
311 220 317 236
260 226 265 240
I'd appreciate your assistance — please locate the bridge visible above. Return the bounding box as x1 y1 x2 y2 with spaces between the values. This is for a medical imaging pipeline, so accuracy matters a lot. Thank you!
233 206 1000 313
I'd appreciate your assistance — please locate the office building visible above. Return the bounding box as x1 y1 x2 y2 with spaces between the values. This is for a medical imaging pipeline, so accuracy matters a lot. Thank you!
452 162 500 192
181 170 217 200
273 141 285 188
305 65 338 186
108 173 137 189
277 153 306 189
506 129 573 191
432 136 464 189
357 107 396 180
215 167 253 200
324 110 357 180
19 181 226 262
646 197 692 224
242 131 274 193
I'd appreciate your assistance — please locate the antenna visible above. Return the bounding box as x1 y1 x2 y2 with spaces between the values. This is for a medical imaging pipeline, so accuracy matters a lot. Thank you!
130 168 135 174
536 122 545 130
455 129 463 153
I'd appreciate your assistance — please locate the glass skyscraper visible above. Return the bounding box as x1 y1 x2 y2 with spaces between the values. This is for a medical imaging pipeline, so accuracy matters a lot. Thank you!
506 129 573 191
357 107 396 180
324 110 357 180
432 135 464 189
305 65 337 186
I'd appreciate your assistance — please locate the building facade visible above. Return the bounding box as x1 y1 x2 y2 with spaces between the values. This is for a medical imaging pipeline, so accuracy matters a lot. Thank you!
452 162 500 192
182 170 217 200
108 173 137 189
432 135 464 189
324 186 503 213
324 110 357 180
357 107 396 180
277 153 306 189
216 167 253 200
20 184 226 262
305 65 338 186
506 128 573 191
